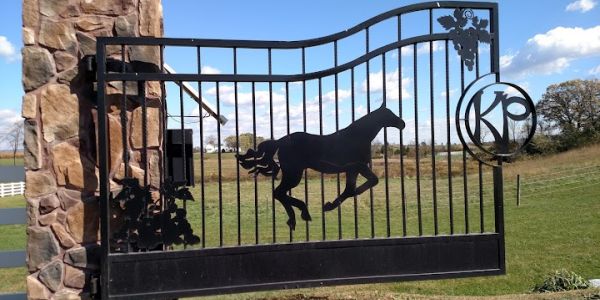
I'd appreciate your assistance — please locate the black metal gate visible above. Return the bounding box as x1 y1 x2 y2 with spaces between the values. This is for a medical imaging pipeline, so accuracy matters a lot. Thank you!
96 2 535 299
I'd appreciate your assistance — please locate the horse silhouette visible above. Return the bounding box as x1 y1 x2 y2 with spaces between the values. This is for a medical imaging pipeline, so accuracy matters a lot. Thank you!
236 104 405 230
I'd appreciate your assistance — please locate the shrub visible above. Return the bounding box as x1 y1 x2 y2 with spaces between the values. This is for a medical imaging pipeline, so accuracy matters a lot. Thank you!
532 269 590 293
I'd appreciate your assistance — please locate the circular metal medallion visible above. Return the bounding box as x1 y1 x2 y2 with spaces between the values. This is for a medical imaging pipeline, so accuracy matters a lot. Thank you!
456 80 537 164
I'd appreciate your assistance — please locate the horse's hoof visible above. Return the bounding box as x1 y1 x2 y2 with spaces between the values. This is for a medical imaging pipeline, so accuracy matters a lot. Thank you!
301 210 312 221
287 219 296 230
323 202 336 212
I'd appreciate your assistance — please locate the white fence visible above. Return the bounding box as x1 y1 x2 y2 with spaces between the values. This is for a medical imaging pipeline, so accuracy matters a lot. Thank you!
0 181 25 197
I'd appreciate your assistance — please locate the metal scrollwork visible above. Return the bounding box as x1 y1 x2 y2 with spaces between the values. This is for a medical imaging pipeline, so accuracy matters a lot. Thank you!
112 177 199 251
438 8 491 71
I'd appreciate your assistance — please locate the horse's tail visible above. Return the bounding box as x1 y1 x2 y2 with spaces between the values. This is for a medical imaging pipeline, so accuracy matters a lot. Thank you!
235 139 280 178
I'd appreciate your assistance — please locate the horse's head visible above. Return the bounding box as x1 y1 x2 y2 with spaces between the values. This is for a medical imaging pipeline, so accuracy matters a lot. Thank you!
376 106 405 130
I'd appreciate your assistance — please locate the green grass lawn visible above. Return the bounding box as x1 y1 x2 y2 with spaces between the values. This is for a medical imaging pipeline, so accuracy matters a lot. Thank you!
0 157 23 166
1 147 599 297
0 195 27 293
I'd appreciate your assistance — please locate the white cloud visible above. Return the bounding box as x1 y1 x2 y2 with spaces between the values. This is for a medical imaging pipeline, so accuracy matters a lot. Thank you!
566 0 596 12
589 64 600 75
361 68 411 100
0 36 19 62
400 40 444 56
322 89 351 103
501 26 600 78
200 65 220 74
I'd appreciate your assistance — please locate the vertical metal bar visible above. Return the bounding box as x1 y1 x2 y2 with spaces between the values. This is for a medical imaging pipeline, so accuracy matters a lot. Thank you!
159 44 166 251
476 42 484 234
479 162 484 233
516 174 521 207
398 15 407 237
234 48 241 246
414 43 422 236
429 9 438 235
119 45 130 252
96 41 110 300
140 80 148 220
366 26 375 238
302 47 309 242
178 82 186 249
351 67 358 239
493 160 506 273
196 46 206 248
491 5 500 82
252 82 259 244
216 82 223 247
285 81 292 243
382 54 390 237
334 40 342 240
268 48 276 243
461 58 469 234
445 40 453 235
319 78 325 240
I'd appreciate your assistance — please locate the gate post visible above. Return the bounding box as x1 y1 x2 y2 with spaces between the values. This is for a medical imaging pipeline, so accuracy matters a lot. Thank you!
22 0 164 298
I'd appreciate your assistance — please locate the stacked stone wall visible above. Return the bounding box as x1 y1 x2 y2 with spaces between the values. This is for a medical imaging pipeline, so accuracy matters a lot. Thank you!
21 0 163 298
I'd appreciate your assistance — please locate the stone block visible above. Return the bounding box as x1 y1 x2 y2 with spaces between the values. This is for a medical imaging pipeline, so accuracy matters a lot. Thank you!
65 245 100 270
75 16 113 32
130 101 161 148
64 265 86 289
66 200 100 244
115 14 137 37
22 47 55 92
24 119 42 170
25 171 57 198
38 210 57 226
27 226 60 271
27 275 51 300
51 223 76 248
22 93 37 119
139 0 163 36
40 84 79 143
54 51 77 72
23 0 39 29
39 194 60 214
52 142 98 192
39 18 77 52
38 260 63 292
23 27 35 45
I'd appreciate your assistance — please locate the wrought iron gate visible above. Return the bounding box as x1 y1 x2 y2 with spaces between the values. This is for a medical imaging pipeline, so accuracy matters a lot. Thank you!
96 1 535 299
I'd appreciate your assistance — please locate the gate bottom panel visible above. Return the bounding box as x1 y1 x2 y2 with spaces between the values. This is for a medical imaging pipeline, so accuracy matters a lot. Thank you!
107 233 502 299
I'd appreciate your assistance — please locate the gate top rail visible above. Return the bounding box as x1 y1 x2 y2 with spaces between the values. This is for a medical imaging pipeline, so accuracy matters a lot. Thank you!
97 1 499 83
99 1 496 49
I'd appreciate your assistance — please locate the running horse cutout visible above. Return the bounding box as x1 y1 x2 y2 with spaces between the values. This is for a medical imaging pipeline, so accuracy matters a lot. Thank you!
236 104 405 230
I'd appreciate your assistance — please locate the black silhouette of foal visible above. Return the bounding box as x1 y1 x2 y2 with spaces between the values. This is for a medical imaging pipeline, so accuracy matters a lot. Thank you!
236 104 405 230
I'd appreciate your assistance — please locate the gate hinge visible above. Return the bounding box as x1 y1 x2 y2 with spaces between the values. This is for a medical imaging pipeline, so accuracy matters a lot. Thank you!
90 274 100 298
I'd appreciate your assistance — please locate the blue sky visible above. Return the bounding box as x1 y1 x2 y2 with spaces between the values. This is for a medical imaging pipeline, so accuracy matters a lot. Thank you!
1 0 599 148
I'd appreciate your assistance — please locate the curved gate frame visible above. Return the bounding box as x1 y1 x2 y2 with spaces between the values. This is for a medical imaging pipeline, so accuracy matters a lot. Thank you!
94 1 532 299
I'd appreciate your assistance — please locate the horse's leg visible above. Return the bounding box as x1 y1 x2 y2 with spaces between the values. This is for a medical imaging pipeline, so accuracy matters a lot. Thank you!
323 171 358 211
279 169 311 222
353 163 379 195
273 169 304 230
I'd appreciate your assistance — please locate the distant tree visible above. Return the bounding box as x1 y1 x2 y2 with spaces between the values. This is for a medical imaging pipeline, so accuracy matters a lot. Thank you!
205 135 217 147
2 121 23 165
224 133 265 152
536 79 600 150
224 135 237 150
537 80 600 132
371 140 383 157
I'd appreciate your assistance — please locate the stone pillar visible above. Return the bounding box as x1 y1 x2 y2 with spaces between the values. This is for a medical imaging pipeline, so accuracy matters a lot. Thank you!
22 0 163 299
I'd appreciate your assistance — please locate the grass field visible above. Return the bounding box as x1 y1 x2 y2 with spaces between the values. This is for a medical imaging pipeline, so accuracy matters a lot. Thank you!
1 145 599 297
